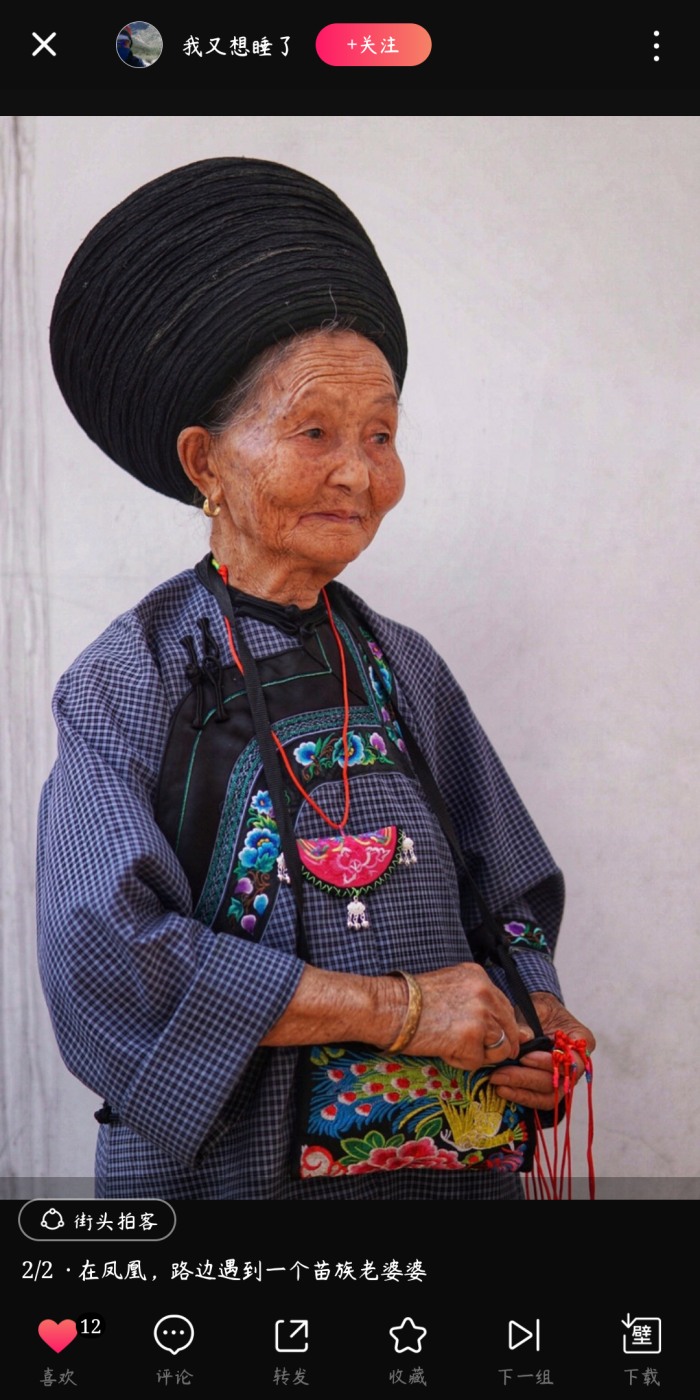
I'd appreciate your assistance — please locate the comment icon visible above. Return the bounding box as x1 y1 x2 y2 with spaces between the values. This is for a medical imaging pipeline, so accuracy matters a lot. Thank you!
154 1315 194 1355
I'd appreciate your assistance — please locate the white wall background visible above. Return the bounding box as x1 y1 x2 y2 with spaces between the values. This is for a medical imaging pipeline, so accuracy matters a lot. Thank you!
2 114 699 1193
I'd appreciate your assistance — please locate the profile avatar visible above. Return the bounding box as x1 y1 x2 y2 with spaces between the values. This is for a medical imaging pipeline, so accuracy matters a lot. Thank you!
116 22 163 67
116 25 147 67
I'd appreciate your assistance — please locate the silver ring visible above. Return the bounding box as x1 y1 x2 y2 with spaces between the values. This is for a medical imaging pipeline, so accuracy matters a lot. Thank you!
484 1029 506 1051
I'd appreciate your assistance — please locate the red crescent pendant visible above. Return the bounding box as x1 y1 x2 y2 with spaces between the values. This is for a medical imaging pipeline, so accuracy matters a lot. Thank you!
276 826 418 928
298 826 399 889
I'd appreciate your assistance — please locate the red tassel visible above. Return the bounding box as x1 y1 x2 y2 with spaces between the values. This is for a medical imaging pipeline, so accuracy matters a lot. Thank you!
528 1030 594 1199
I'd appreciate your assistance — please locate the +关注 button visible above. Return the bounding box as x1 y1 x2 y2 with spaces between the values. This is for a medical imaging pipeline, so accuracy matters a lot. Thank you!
316 25 431 66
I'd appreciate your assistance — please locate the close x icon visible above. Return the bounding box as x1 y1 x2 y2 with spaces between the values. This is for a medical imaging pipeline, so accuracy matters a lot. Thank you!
32 32 57 56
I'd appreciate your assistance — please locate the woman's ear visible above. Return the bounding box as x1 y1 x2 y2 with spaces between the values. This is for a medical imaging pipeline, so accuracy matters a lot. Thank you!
177 425 220 501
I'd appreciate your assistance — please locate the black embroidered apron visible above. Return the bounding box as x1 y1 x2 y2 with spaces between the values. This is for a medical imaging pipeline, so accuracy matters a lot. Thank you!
150 556 549 1178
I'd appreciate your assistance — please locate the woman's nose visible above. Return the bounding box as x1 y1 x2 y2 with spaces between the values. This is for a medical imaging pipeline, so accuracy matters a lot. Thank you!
325 440 371 490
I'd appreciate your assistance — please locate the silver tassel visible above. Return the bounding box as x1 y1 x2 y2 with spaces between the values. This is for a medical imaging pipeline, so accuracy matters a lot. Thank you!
347 897 369 930
276 853 290 884
399 834 417 865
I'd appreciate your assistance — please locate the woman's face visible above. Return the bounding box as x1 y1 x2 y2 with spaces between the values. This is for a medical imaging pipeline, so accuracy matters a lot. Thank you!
193 331 405 587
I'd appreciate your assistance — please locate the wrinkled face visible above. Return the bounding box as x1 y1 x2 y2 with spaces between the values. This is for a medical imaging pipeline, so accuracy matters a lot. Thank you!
208 331 404 578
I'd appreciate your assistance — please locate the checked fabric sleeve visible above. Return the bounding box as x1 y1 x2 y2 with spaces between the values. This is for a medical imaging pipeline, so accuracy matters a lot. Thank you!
36 610 305 1169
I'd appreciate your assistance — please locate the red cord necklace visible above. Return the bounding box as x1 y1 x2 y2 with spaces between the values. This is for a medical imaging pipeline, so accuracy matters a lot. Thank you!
214 560 417 928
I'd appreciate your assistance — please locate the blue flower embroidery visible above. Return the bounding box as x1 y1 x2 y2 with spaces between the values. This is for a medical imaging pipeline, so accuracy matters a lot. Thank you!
376 658 392 694
250 789 274 816
361 622 393 702
293 728 394 782
228 791 284 931
293 741 318 768
331 732 365 768
369 669 385 704
239 826 280 872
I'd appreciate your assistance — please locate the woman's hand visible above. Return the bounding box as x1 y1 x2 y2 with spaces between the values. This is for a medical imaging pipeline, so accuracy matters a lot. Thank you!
401 962 531 1069
489 992 596 1111
260 960 526 1061
261 968 594 1099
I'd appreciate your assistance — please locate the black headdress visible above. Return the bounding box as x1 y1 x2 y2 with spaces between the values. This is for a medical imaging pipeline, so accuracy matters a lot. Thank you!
50 157 408 504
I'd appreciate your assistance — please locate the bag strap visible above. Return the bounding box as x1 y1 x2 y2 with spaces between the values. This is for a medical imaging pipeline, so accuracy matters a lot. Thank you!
327 583 545 1037
195 555 310 959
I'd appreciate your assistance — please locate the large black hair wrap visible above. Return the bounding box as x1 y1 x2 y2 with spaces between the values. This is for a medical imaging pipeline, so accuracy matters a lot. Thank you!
49 157 408 504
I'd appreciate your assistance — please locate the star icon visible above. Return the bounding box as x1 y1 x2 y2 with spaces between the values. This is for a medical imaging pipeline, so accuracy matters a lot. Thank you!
389 1317 427 1354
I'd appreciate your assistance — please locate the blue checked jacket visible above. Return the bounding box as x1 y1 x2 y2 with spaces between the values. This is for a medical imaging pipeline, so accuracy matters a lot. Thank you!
37 567 564 1199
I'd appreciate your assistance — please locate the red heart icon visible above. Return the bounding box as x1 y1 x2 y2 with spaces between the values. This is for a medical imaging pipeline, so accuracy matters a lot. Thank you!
38 1319 77 1353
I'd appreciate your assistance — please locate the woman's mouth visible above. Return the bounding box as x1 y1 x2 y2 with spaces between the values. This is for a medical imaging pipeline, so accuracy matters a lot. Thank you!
303 512 362 523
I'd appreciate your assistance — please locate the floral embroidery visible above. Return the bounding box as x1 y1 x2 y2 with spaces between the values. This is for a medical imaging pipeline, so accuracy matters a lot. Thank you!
250 789 274 817
369 669 385 704
503 920 550 954
364 634 393 696
359 626 407 755
292 730 394 781
332 733 364 768
372 688 405 754
293 741 317 768
390 721 407 755
340 1132 462 1172
302 1047 528 1174
227 790 280 933
299 1145 348 1178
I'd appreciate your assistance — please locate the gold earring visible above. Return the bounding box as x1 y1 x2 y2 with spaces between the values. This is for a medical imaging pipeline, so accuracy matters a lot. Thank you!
203 497 221 518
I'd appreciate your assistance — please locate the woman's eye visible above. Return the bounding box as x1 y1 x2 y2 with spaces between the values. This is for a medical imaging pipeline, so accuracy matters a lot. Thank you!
300 427 391 443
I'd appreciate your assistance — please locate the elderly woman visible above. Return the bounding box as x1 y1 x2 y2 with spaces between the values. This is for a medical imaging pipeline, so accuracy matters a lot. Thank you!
38 157 594 1200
